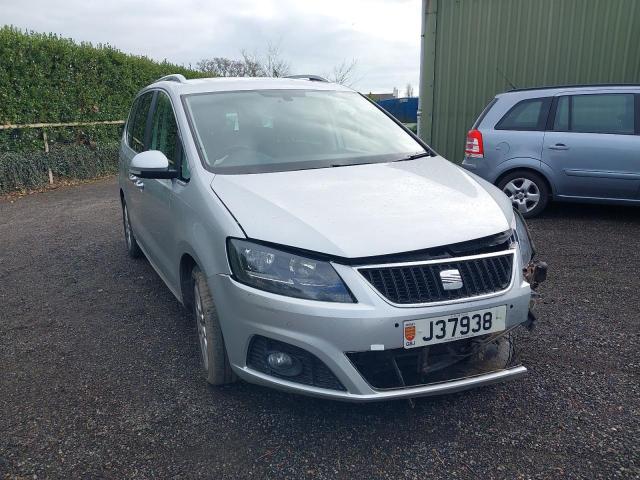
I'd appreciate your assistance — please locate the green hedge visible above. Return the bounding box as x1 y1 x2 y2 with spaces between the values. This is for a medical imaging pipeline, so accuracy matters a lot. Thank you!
0 26 207 152
0 143 120 193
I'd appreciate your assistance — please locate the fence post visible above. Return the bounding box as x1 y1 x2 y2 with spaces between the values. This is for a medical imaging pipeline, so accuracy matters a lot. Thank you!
43 131 53 185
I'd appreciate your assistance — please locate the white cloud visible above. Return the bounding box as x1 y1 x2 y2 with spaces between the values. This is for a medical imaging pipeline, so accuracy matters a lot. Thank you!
1 0 421 93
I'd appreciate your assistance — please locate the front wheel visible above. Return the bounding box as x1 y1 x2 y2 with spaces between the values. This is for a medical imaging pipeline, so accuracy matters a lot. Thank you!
497 171 549 218
122 201 142 258
192 267 236 386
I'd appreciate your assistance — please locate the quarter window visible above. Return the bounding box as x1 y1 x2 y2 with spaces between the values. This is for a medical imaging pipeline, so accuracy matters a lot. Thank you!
127 92 153 153
496 98 551 131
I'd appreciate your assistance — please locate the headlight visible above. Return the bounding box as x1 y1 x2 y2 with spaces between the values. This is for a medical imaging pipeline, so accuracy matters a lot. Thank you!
511 210 536 266
227 239 355 303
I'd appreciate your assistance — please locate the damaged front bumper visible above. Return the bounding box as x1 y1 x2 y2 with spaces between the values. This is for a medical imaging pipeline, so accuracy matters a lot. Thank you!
211 249 547 401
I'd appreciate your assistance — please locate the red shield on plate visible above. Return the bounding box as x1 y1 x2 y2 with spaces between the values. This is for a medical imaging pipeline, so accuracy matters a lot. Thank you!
404 324 416 341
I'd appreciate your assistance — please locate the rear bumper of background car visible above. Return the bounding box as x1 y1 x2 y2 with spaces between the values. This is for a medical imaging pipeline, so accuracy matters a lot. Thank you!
208 254 534 402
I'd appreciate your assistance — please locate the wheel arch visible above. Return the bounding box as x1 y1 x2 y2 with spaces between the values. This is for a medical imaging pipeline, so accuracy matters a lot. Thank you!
179 253 198 309
495 167 555 199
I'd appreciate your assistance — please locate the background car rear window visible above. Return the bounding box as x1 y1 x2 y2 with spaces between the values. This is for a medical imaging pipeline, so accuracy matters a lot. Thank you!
496 98 550 131
554 94 635 135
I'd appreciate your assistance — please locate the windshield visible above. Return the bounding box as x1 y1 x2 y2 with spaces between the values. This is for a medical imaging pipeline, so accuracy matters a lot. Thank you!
183 89 427 174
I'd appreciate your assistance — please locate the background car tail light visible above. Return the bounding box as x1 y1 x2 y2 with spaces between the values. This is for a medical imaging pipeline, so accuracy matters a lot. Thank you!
465 129 484 158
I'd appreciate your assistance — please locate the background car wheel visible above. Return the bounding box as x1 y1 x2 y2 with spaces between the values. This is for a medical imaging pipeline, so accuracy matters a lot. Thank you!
122 201 142 258
192 267 237 386
497 170 549 218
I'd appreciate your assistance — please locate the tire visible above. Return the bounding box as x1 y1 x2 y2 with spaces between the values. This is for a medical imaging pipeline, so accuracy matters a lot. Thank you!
192 267 236 385
497 170 549 218
122 201 142 258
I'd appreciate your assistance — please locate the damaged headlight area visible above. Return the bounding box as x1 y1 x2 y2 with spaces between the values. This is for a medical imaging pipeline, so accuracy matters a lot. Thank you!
510 210 548 289
511 209 535 266
227 238 355 303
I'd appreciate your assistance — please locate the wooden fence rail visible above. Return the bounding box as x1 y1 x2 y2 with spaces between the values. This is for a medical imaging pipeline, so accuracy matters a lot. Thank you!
0 120 125 130
1 119 125 185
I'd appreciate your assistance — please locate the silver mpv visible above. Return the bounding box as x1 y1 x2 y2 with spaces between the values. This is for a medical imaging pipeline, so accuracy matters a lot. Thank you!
462 85 640 217
119 74 546 402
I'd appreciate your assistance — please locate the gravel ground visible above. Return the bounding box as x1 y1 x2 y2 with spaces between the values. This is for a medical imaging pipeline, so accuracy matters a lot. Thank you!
1 177 638 479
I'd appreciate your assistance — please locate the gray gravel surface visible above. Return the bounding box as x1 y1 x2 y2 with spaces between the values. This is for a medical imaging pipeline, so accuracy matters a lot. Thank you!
1 177 638 479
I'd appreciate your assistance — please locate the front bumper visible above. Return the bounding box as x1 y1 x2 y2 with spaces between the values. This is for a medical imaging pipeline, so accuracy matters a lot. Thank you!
209 260 533 402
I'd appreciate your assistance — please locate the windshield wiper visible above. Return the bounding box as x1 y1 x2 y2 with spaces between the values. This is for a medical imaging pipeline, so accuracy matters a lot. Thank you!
395 151 431 162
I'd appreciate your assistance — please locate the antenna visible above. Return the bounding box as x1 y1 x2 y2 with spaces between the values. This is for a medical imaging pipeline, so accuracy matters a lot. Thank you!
496 67 517 90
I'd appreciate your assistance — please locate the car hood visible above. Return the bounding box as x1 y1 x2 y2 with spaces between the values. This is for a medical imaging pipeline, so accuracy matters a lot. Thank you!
211 157 513 258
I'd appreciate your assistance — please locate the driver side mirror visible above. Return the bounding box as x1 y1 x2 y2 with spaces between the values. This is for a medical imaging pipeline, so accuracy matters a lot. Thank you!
129 150 178 179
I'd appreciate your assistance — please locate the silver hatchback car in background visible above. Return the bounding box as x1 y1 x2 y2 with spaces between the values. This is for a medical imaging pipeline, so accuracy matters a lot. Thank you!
462 85 640 217
119 74 546 402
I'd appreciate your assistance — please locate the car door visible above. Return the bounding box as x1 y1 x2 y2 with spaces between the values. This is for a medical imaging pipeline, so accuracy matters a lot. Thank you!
542 91 640 200
122 90 155 245
136 89 187 289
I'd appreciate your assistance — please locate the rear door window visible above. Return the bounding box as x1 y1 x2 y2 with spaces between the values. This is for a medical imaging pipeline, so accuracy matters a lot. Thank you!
127 92 154 153
554 94 635 135
496 97 551 131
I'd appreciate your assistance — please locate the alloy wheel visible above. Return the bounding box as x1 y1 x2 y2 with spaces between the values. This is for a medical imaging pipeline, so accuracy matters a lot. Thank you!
194 282 209 371
124 205 133 249
503 178 541 214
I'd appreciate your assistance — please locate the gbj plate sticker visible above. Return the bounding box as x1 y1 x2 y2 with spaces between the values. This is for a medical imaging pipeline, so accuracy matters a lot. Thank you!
404 321 416 347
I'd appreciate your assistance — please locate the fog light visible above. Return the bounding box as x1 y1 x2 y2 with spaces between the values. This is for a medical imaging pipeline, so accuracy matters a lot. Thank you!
266 351 303 377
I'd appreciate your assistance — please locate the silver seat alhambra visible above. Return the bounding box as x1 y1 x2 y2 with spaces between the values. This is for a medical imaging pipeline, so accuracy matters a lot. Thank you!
119 74 546 402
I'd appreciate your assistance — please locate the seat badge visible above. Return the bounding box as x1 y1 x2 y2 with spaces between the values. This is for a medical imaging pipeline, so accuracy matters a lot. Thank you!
440 269 463 290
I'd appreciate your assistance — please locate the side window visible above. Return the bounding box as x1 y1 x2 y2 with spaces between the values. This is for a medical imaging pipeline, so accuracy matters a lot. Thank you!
125 97 139 146
553 96 570 131
569 94 634 134
496 98 550 131
128 92 153 153
150 91 188 178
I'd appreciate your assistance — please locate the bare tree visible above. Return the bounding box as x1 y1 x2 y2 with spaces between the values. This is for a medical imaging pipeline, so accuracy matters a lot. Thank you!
239 50 263 77
197 57 250 77
327 59 358 86
405 83 414 98
260 42 290 77
197 42 290 78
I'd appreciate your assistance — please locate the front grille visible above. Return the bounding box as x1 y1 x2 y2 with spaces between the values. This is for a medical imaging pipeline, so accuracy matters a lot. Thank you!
358 251 514 305
247 335 346 391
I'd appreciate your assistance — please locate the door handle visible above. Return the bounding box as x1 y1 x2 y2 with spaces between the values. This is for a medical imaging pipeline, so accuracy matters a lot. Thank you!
129 173 138 182
134 179 144 190
549 143 569 150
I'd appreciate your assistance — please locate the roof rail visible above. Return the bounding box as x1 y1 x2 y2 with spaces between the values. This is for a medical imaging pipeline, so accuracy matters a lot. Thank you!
156 74 187 83
507 83 640 92
285 74 329 82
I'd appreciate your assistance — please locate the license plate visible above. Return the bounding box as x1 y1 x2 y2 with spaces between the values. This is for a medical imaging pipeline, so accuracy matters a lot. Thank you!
403 305 507 349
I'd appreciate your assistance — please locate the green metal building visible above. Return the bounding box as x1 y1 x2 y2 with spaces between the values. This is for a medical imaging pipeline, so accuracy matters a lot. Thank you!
418 0 640 162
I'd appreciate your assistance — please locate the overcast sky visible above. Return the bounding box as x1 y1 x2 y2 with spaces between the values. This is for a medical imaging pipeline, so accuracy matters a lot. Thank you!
2 0 421 94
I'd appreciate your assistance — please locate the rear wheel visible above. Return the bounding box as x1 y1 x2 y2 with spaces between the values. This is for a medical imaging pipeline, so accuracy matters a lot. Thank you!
497 170 549 218
122 201 142 258
192 267 236 385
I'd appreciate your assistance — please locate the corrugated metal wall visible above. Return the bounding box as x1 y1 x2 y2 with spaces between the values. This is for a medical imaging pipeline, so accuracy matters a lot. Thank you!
426 0 640 162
